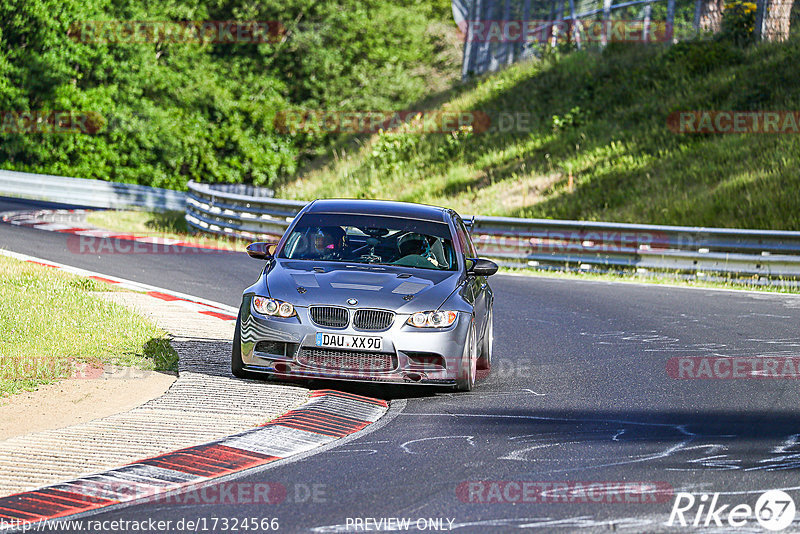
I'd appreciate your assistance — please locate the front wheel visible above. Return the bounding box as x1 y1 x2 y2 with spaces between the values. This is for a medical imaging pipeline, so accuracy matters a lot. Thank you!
455 320 477 391
231 314 256 379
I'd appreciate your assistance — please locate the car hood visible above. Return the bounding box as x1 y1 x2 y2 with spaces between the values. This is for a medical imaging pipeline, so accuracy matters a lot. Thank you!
264 260 461 313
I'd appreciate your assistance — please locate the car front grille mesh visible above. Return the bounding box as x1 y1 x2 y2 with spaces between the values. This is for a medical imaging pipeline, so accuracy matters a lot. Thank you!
309 306 349 328
297 348 396 372
353 309 394 331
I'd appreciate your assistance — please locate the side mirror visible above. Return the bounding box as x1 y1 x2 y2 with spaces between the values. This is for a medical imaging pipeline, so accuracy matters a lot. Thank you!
246 242 277 260
467 258 498 276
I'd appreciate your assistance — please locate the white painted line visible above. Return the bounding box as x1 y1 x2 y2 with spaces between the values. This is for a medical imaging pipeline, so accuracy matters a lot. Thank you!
30 223 76 231
134 236 183 245
223 426 336 457
101 465 195 487
308 397 387 422
72 229 126 238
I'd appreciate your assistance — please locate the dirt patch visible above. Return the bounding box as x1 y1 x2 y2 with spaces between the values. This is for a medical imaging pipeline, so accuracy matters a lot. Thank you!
494 172 563 211
0 365 175 441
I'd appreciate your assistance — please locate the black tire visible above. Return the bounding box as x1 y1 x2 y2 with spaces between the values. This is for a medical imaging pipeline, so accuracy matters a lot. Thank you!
477 308 493 370
455 320 477 391
231 314 255 379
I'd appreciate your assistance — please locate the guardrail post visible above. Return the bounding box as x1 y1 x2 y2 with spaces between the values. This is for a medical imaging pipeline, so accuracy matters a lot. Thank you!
487 0 500 72
666 0 675 42
693 0 702 31
474 0 489 74
501 0 513 65
753 0 768 41
522 0 532 54
461 0 479 80
552 0 567 47
568 0 581 48
602 0 613 46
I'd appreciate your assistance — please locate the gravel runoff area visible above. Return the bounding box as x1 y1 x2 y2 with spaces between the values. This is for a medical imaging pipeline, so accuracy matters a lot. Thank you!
0 291 310 497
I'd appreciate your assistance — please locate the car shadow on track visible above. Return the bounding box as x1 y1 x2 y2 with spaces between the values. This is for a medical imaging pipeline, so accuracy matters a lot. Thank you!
267 377 444 401
262 368 495 401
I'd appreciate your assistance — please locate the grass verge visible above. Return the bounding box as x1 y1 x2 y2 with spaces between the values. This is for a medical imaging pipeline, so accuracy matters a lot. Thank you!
0 255 178 397
85 210 255 251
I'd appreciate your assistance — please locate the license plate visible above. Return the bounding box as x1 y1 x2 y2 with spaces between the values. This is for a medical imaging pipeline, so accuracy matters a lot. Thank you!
315 333 382 351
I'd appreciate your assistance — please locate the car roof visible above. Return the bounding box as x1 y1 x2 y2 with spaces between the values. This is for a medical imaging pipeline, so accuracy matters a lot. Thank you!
305 199 451 223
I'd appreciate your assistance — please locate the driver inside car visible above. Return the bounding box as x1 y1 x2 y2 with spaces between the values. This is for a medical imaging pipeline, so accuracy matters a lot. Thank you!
397 233 440 268
311 226 346 260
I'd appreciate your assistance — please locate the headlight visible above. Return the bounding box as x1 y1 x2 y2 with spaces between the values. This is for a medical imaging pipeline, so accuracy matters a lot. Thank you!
407 310 458 328
278 301 295 318
253 296 296 318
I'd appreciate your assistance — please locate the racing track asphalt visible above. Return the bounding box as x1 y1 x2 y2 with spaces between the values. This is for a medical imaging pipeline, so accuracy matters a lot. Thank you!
3 196 800 532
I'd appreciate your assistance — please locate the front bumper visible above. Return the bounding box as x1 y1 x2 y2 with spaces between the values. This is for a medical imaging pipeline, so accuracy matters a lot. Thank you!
238 295 470 385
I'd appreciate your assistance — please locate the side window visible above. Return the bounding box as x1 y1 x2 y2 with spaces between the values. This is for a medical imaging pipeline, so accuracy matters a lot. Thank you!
459 219 477 257
454 218 476 257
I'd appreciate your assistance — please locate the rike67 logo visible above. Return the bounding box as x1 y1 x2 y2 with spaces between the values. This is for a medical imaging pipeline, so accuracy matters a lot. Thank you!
667 490 796 531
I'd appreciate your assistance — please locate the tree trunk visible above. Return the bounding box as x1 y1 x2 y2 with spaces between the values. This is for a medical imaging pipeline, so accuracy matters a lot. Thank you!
698 0 725 32
763 0 794 41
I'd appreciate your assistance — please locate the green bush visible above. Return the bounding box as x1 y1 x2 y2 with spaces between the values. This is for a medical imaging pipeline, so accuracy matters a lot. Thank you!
366 131 420 172
0 0 456 189
721 0 758 45
664 40 743 75
552 106 588 133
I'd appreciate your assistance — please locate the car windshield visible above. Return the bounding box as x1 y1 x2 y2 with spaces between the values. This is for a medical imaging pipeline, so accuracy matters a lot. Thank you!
278 213 457 271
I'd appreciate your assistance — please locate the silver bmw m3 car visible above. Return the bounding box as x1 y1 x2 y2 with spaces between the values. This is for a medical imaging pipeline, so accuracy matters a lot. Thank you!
232 199 497 391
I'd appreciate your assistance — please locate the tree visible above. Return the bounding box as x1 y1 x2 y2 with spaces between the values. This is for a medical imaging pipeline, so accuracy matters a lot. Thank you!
695 0 725 32
755 0 795 40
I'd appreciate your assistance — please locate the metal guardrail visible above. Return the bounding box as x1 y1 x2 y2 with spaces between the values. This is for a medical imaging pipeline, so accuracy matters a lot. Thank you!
470 217 800 279
185 180 800 282
0 169 186 211
3 172 796 283
185 181 305 238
